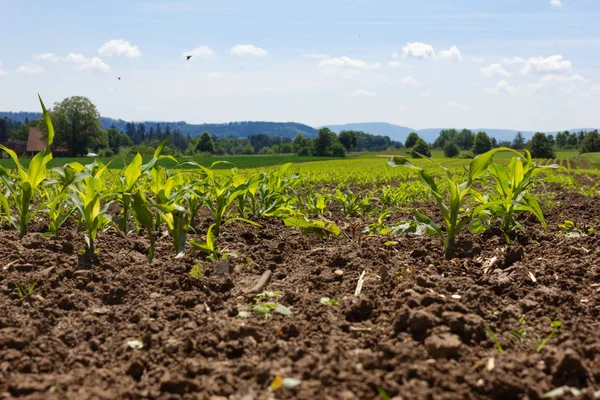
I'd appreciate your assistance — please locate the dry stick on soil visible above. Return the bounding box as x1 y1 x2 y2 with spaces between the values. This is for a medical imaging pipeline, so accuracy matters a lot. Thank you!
245 270 272 295
354 270 366 296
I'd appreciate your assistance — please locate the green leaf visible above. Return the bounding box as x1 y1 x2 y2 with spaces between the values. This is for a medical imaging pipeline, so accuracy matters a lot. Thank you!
127 338 144 350
38 94 54 146
275 304 292 315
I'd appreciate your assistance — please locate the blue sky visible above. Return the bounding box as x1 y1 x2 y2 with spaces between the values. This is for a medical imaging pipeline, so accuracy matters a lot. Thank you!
1 0 599 131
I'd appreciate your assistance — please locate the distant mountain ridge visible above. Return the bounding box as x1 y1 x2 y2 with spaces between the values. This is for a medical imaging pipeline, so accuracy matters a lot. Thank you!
1 112 596 143
0 112 318 139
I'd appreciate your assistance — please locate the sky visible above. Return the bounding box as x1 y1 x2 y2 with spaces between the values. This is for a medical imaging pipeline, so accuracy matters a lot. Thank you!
1 0 600 131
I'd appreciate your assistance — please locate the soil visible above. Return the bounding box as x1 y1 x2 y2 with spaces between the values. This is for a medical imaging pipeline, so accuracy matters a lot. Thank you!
1 192 600 400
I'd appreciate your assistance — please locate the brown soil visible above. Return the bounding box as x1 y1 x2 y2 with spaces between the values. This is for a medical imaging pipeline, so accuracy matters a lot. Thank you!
1 193 600 400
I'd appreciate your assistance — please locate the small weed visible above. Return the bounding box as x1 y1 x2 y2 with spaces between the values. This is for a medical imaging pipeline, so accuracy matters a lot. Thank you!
189 264 204 279
483 322 505 354
238 291 292 319
377 387 392 400
319 297 341 307
14 280 38 299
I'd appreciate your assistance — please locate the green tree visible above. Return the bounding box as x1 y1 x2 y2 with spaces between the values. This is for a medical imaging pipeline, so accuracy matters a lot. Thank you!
330 142 347 157
434 129 458 149
443 141 460 158
555 131 567 148
0 118 8 142
313 128 337 156
49 96 103 156
280 143 293 153
472 131 492 155
195 132 215 153
529 132 555 159
411 138 431 158
405 132 420 148
338 130 358 151
512 132 525 150
456 129 474 150
566 133 578 148
579 130 600 154
107 128 133 153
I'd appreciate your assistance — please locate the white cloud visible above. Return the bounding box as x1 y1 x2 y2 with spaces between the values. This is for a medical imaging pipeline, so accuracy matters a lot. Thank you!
64 53 87 63
98 39 142 58
483 80 517 95
319 56 367 69
500 56 526 65
64 53 110 72
388 61 402 68
520 55 571 75
531 74 585 93
16 64 44 74
402 42 435 59
0 61 6 76
437 46 462 62
391 52 400 59
470 57 485 64
480 63 510 78
550 0 563 6
401 42 462 62
445 101 469 111
230 44 268 56
304 53 330 59
74 57 111 73
422 90 434 97
34 53 60 62
351 89 377 97
183 46 215 58
400 76 418 86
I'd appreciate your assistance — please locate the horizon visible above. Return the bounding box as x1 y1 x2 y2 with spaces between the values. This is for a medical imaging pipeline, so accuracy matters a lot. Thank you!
1 0 599 131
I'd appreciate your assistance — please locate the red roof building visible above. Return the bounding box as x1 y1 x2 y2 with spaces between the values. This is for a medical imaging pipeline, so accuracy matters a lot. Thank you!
26 127 47 153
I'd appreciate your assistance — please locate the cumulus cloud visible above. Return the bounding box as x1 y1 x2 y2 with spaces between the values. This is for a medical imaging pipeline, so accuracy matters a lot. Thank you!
74 57 111 73
230 44 268 56
98 39 142 58
401 42 462 62
445 101 469 111
483 80 517 95
500 56 526 65
183 46 215 58
400 76 418 86
520 55 571 75
319 56 367 69
550 0 563 6
65 53 110 72
402 42 435 59
480 63 510 78
64 53 87 64
531 74 585 93
437 46 462 62
16 64 44 74
351 89 377 97
34 53 60 62
388 61 402 68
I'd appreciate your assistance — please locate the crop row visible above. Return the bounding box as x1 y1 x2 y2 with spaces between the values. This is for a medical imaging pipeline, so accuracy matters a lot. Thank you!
0 97 590 264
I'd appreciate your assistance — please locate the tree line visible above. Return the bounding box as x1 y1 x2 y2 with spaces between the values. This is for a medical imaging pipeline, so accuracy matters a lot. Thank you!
403 128 600 159
1 97 403 158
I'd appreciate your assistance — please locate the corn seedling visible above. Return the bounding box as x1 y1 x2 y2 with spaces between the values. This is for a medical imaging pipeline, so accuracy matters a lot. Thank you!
284 217 340 239
14 280 38 299
0 95 54 237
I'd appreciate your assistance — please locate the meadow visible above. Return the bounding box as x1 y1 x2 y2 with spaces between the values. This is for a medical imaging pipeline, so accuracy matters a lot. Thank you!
1 104 599 399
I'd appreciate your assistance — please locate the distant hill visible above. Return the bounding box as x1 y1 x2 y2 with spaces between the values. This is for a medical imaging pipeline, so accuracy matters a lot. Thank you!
0 112 317 139
324 122 414 140
1 112 595 143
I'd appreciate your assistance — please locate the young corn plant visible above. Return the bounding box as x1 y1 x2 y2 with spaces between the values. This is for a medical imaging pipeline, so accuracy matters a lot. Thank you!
131 190 157 263
284 216 340 239
68 161 113 255
333 188 371 218
185 161 259 237
42 191 75 237
116 135 175 232
188 223 221 261
388 149 509 259
0 95 55 237
471 149 558 238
